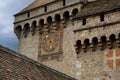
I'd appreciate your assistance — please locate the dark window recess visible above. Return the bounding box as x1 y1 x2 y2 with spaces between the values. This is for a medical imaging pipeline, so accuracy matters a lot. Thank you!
82 18 86 25
27 12 30 17
100 14 104 22
63 0 66 6
44 5 47 12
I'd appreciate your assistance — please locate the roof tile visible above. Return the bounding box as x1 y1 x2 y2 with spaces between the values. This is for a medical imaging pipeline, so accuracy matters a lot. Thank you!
0 45 76 80
74 0 120 19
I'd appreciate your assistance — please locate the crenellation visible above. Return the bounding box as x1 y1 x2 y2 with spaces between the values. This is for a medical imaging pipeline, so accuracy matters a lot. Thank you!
14 1 81 24
14 5 81 39
14 0 120 79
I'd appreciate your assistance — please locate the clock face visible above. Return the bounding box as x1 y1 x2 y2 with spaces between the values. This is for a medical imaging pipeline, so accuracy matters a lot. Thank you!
42 32 59 52
38 29 63 62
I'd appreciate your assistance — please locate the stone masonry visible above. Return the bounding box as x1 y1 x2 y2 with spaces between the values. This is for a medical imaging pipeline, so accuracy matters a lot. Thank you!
14 0 120 80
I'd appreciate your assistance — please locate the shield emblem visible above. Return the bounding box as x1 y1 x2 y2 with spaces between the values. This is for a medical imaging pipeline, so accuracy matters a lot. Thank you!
106 49 120 70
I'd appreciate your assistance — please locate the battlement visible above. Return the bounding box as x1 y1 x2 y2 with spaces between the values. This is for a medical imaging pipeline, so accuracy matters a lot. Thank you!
14 0 88 23
14 0 120 79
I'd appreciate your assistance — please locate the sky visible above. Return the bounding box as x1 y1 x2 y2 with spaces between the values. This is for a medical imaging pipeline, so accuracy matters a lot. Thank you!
0 0 34 52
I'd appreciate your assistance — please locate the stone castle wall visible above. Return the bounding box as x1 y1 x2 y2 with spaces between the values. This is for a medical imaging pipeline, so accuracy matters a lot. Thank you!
19 9 120 78
73 10 120 80
42 21 77 77
14 0 120 79
18 30 39 61
15 1 82 77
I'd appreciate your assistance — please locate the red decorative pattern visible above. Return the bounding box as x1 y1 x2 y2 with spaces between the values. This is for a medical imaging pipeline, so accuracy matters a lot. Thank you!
106 49 120 70
106 50 113 58
107 60 114 69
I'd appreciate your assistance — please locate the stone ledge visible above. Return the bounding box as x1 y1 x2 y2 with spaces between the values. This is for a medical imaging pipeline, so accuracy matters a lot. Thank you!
73 20 120 32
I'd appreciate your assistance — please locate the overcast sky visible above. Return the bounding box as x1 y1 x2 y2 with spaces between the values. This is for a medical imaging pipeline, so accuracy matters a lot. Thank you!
0 0 34 51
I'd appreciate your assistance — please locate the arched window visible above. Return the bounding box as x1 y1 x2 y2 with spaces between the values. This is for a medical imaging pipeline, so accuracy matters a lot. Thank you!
31 20 37 35
63 11 70 21
109 34 116 48
47 16 52 25
92 37 98 50
23 23 30 38
76 40 81 47
15 25 22 39
92 37 98 46
72 8 79 16
39 19 44 29
47 16 52 29
84 38 90 50
101 36 107 48
55 14 61 25
109 34 116 42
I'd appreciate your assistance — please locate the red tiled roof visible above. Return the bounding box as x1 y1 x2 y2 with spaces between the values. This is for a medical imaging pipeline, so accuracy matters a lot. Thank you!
0 45 76 80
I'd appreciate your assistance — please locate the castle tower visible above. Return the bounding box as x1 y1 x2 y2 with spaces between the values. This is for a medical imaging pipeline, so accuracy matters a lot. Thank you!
14 0 87 77
14 0 120 80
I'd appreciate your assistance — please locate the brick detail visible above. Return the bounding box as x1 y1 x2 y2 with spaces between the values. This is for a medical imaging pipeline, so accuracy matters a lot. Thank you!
106 49 120 70
116 59 120 69
107 60 114 69
116 49 120 57
106 50 113 58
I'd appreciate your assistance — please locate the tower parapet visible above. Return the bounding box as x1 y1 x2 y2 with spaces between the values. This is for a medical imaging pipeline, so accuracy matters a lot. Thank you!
14 0 120 79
